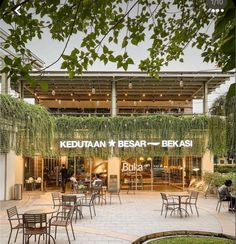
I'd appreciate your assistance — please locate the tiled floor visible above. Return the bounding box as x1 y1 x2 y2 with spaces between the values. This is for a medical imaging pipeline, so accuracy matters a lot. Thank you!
0 191 235 243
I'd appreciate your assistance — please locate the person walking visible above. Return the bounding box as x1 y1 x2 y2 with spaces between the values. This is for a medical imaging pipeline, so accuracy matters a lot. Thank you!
60 164 68 193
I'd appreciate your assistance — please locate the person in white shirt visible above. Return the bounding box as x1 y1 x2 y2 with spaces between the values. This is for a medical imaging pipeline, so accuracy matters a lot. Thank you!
92 175 103 187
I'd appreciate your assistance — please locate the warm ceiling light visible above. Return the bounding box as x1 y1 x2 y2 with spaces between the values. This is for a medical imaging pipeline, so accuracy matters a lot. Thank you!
123 99 125 102
51 89 56 96
139 99 142 102
125 93 128 96
139 157 144 161
194 96 197 99
128 81 132 89
88 93 91 96
89 98 92 102
70 92 73 96
169 100 172 102
178 93 181 96
72 98 75 102
106 99 109 102
179 79 184 88
185 99 189 103
55 98 58 101
92 87 96 94
34 93 37 96
58 99 61 104
147 157 152 161
160 94 163 97
107 93 109 96
142 94 146 97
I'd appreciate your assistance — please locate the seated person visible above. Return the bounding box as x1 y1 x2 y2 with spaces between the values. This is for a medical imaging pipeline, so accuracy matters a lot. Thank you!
70 172 78 191
218 180 236 211
92 175 103 187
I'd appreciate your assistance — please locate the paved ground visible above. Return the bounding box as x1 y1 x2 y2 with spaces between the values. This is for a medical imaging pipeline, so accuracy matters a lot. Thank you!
0 190 235 244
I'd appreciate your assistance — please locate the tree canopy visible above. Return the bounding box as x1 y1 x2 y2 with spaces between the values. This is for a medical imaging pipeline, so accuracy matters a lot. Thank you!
0 0 235 88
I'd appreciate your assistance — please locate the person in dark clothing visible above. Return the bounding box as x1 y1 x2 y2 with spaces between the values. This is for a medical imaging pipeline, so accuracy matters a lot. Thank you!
60 164 68 193
43 167 50 192
218 180 236 211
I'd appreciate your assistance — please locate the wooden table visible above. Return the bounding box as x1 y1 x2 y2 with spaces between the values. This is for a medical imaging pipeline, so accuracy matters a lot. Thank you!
169 194 190 218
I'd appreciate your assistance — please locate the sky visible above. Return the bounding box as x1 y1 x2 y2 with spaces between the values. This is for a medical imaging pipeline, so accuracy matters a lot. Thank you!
1 2 235 113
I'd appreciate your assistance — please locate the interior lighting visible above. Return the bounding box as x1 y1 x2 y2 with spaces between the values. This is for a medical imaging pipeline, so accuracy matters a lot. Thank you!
107 93 109 96
160 94 163 97
125 93 128 96
72 98 75 102
139 99 142 102
194 96 197 99
178 93 181 96
185 99 189 103
128 81 132 89
88 93 91 96
89 98 92 102
55 98 58 101
147 157 152 161
123 99 125 102
34 93 37 96
58 99 61 104
92 87 96 94
106 99 109 102
139 157 144 161
52 89 56 96
70 92 73 96
142 93 146 97
179 78 184 88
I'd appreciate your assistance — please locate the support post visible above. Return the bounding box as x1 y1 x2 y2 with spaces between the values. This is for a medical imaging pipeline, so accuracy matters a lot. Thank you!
18 80 24 99
203 81 208 115
111 77 117 117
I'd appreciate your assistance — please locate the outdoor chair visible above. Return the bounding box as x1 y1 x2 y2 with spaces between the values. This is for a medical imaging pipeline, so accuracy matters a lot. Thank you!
23 213 54 244
92 182 106 205
49 207 75 244
7 206 23 244
51 192 61 210
216 189 231 213
160 193 179 218
61 195 83 222
108 186 122 204
80 193 97 219
181 191 199 216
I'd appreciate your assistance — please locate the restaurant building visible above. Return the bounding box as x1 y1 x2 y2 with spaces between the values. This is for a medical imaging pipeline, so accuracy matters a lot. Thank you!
0 69 233 200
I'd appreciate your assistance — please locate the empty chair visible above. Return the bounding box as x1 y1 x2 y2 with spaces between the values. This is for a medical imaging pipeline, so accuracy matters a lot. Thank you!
7 206 23 244
108 184 122 204
61 195 83 222
51 192 61 210
49 207 75 244
182 191 199 216
23 213 54 243
160 193 179 218
80 193 97 219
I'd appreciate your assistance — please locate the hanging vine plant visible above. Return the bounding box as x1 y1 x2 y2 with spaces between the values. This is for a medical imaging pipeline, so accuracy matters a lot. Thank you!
0 94 228 158
0 94 54 156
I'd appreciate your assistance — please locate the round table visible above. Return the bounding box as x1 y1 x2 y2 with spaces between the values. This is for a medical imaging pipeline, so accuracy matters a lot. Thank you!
169 194 190 218
24 207 57 215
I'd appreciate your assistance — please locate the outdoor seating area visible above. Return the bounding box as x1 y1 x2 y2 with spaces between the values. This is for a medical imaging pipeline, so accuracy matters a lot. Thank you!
1 190 235 244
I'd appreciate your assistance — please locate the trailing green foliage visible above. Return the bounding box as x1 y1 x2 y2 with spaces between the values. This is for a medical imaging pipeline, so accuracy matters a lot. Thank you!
0 94 228 157
0 94 54 156
203 172 236 189
55 114 226 157
214 164 236 174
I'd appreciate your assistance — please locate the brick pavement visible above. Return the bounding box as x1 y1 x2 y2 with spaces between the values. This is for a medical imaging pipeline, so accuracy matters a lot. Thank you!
0 191 235 243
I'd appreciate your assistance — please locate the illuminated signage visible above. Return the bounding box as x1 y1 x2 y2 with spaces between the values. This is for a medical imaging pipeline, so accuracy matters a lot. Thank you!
121 162 143 172
60 140 192 148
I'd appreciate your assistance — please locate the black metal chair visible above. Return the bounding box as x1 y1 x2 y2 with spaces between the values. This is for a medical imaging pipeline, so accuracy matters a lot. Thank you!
182 191 199 216
92 182 106 205
216 190 231 213
23 213 55 244
61 195 83 222
51 192 61 210
80 193 97 219
160 193 179 218
49 207 75 244
7 206 23 244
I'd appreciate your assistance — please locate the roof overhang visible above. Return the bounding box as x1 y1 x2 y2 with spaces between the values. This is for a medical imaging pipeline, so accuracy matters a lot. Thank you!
13 71 234 102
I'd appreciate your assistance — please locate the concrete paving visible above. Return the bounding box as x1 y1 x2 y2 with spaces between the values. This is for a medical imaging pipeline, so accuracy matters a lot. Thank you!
0 190 235 244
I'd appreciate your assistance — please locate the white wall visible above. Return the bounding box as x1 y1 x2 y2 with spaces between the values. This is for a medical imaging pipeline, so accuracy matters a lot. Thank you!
108 157 121 189
0 154 6 200
15 155 24 184
202 150 214 173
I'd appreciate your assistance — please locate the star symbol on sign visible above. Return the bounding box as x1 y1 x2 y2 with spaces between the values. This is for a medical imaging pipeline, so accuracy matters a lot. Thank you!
108 140 116 147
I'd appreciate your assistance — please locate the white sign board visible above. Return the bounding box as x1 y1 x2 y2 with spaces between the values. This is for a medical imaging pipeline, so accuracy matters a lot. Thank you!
60 140 193 148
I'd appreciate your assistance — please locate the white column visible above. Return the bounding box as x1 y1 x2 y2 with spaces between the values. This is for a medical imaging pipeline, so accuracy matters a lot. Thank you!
108 157 121 189
111 78 117 117
203 81 208 115
0 154 6 200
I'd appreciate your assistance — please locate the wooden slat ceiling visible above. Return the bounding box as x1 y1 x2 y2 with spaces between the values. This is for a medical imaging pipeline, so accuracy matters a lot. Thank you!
14 71 232 102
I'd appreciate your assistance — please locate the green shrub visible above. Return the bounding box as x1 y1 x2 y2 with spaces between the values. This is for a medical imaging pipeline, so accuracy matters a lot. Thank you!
214 164 236 173
203 172 236 188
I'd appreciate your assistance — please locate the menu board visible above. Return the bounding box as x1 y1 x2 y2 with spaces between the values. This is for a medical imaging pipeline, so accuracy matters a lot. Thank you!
109 174 118 192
